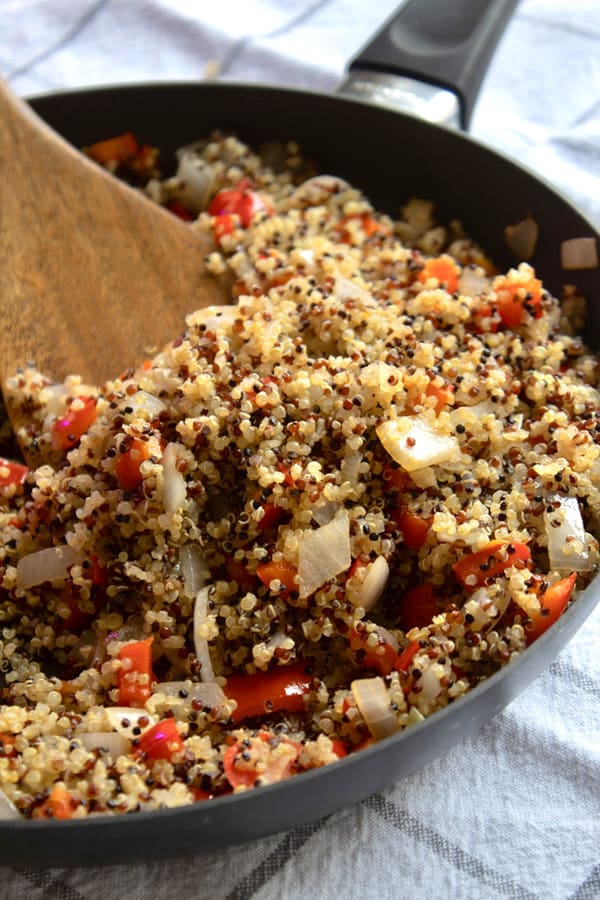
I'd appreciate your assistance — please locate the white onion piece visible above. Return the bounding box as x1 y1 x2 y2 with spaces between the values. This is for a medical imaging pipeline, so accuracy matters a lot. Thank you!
544 496 592 571
162 443 187 515
333 276 374 305
103 707 157 736
186 304 238 332
419 664 445 703
180 544 209 598
504 216 539 260
457 267 490 296
355 557 390 612
351 677 399 740
78 732 131 759
16 544 81 590
172 151 215 213
561 237 598 270
0 789 19 820
153 679 226 708
287 175 351 208
311 501 338 527
122 390 165 420
193 586 217 683
377 416 460 472
298 510 351 598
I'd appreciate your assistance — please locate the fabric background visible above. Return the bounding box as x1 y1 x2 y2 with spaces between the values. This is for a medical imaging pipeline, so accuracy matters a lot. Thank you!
0 1 599 897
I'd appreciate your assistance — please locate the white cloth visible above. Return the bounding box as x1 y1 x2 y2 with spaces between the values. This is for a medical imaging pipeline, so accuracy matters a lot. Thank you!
1 1 599 897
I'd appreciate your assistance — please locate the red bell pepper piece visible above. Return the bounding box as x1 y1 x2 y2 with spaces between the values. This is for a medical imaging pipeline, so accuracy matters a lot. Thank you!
224 661 312 724
256 560 298 599
493 273 543 329
391 509 431 550
526 573 576 645
348 627 399 676
223 731 301 788
32 784 76 820
117 638 154 707
208 181 272 227
115 438 152 491
0 458 28 488
452 540 531 590
51 397 97 450
397 583 439 630
138 718 183 760
417 255 460 293
394 640 421 673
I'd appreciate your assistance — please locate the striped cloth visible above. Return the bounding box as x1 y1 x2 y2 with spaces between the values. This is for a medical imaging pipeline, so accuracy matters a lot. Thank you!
1 2 599 897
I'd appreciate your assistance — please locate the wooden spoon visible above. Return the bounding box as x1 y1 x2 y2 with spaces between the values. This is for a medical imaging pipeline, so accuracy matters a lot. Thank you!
0 81 229 430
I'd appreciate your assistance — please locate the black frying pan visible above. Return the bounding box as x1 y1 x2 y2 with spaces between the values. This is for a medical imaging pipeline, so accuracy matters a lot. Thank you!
1 0 599 867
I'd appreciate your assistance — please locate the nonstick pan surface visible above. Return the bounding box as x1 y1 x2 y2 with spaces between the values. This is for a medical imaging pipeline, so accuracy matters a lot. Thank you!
1 5 599 871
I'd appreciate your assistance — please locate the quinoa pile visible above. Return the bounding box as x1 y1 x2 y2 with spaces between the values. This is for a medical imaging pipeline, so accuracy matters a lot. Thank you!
0 133 598 820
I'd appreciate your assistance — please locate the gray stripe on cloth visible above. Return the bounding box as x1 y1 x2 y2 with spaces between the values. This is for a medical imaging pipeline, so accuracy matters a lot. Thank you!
217 0 334 77
549 660 600 695
12 868 87 900
225 816 329 900
569 862 600 900
367 795 538 900
6 0 110 83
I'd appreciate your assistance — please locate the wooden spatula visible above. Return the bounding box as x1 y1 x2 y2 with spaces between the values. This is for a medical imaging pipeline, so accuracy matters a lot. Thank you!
0 81 229 397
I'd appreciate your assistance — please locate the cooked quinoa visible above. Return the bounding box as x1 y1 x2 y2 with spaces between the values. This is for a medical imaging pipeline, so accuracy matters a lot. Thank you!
0 132 598 820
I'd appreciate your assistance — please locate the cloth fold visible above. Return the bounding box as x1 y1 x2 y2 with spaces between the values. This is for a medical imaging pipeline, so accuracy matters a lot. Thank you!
1 1 599 897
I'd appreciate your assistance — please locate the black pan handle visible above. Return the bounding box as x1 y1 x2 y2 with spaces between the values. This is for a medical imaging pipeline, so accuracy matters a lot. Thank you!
348 0 520 128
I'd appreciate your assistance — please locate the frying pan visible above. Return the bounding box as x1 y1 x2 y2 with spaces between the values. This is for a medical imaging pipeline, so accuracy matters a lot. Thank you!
1 0 599 868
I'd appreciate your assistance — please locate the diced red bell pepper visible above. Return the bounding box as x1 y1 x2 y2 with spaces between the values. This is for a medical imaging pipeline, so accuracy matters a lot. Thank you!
86 132 138 165
348 627 399 676
117 637 154 707
493 274 543 328
256 501 286 531
256 560 298 599
57 584 93 632
0 459 28 488
417 255 460 293
208 181 272 227
452 540 531 590
394 640 421 673
166 200 194 221
32 784 76 820
526 573 576 645
0 733 16 758
115 438 152 491
138 718 183 760
51 397 97 450
224 660 312 724
213 213 236 243
223 731 301 788
336 213 392 243
390 508 431 550
397 583 439 630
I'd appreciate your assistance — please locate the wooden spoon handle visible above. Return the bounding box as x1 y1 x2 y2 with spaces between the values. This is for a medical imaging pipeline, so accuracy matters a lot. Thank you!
0 81 227 389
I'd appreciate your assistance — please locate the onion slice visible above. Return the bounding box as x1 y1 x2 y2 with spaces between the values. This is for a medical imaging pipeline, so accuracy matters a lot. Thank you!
353 557 390 612
544 495 592 571
193 586 217 683
179 544 209 599
77 732 131 760
351 677 399 740
0 790 19 820
162 442 187 515
377 416 460 472
298 510 351 598
561 237 598 270
103 707 156 736
504 216 538 260
16 544 81 590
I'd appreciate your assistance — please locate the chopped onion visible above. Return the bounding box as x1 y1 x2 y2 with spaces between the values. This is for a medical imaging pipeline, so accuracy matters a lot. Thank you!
153 679 226 708
311 500 338 527
419 663 445 703
351 677 399 740
332 276 374 305
162 442 187 515
186 304 238 332
0 790 19 820
121 390 165 420
457 266 490 296
179 544 209 598
287 175 351 208
376 416 460 472
298 510 351 598
354 557 390 612
103 707 156 736
193 586 217 683
561 237 599 270
172 151 215 213
544 496 592 571
16 544 81 590
78 732 130 759
504 215 539 260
